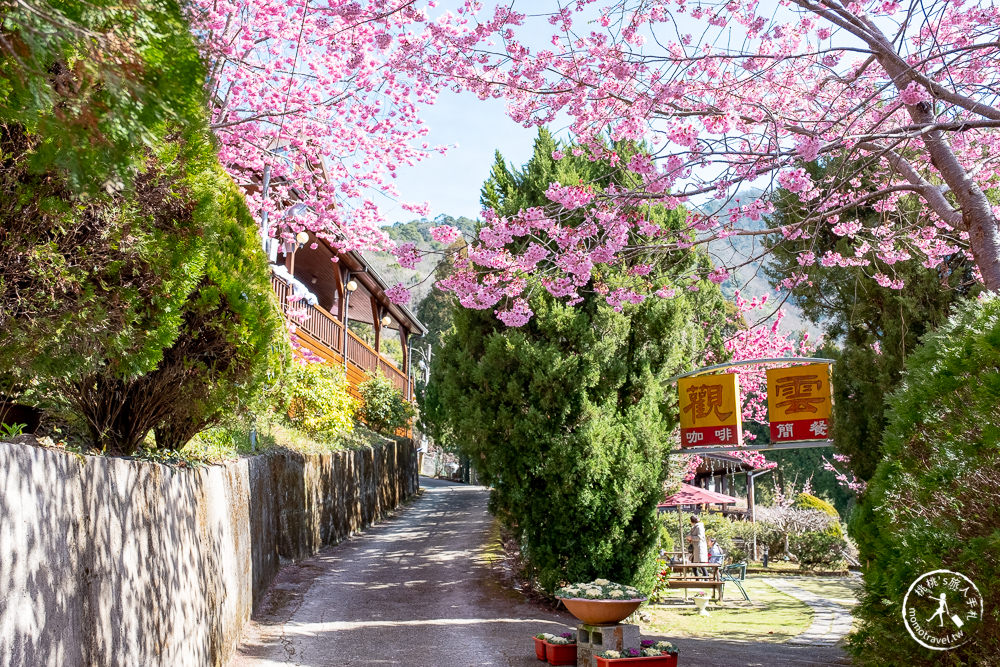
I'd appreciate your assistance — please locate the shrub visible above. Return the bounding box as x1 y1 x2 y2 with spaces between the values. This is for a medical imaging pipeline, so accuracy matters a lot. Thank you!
848 295 1000 666
788 531 848 570
0 3 286 455
650 556 672 604
150 167 286 450
793 492 843 538
755 505 838 557
357 372 414 436
727 519 759 562
1 123 283 454
282 362 357 440
658 521 676 554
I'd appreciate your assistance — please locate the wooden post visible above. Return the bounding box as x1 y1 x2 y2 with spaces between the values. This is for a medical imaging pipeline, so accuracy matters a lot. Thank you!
400 328 410 399
332 265 345 322
371 295 382 354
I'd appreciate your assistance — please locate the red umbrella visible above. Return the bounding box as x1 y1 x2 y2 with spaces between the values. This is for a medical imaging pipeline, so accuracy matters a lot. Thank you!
659 483 737 558
659 482 738 507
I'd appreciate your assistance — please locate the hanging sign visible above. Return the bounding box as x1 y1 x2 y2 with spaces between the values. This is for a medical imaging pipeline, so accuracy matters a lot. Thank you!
678 373 743 448
766 363 833 442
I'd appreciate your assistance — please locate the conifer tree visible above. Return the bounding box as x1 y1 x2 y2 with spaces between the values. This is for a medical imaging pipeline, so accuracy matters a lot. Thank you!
424 130 729 592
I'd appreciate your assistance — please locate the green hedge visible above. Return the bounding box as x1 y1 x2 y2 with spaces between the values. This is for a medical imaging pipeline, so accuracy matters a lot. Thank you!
849 294 1000 665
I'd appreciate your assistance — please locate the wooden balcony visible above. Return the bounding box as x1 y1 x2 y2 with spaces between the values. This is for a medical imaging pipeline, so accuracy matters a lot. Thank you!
271 274 412 400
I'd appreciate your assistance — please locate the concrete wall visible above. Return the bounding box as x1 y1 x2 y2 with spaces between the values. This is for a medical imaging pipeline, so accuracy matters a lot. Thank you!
0 439 418 667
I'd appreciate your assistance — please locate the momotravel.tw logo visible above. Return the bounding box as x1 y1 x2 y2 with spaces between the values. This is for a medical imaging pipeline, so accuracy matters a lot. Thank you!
902 569 983 651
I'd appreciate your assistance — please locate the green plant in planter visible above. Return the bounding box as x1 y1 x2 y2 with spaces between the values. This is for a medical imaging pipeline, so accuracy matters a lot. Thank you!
556 579 645 600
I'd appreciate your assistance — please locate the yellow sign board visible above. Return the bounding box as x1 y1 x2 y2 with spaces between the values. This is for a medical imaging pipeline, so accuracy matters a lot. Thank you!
766 363 833 442
678 373 742 448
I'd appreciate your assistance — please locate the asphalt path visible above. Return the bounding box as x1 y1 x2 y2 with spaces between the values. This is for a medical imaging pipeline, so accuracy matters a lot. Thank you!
230 478 849 667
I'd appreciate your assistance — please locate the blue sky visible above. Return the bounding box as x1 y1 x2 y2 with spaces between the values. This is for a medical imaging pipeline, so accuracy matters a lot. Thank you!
381 91 539 223
380 1 578 224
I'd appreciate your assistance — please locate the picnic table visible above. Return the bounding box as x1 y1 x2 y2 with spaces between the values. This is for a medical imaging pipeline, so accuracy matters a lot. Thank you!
665 562 725 600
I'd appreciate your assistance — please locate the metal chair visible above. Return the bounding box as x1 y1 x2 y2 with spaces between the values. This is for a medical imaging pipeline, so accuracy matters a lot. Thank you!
720 562 750 601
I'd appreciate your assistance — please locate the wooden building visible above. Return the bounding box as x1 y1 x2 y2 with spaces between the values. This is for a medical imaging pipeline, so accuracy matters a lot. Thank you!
269 232 426 403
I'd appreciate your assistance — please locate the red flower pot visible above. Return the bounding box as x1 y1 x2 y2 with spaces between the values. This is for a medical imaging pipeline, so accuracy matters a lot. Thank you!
545 641 578 666
595 653 678 667
533 637 546 661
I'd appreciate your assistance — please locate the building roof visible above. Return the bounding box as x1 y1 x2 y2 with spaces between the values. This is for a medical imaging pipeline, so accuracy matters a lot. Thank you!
350 250 427 336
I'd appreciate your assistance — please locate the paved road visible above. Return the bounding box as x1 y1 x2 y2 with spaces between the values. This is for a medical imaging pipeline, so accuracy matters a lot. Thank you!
231 478 849 666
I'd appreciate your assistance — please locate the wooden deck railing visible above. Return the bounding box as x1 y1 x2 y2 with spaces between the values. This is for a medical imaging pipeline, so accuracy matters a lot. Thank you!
272 274 410 396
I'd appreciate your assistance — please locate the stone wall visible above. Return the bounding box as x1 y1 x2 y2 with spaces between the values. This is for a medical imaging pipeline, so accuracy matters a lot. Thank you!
0 438 418 667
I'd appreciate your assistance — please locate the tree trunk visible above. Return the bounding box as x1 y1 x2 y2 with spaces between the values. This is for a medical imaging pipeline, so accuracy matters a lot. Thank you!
965 211 1000 291
871 45 1000 289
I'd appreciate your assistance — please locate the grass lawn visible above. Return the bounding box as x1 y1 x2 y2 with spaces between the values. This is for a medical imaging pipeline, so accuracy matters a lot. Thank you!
641 579 813 643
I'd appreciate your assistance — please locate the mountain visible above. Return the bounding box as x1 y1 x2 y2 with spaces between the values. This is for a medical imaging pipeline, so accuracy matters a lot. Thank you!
362 214 477 304
701 189 819 337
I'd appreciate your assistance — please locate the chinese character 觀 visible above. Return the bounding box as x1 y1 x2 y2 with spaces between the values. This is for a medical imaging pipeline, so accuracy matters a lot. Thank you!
684 383 734 423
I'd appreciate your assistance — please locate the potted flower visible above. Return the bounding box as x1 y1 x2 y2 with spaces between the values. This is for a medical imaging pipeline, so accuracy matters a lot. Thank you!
595 641 678 666
692 591 710 615
555 579 647 625
532 633 549 661
532 632 577 665
544 632 577 666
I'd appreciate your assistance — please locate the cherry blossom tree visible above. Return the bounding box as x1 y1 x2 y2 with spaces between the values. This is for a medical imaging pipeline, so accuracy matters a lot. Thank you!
418 0 1000 322
186 0 453 271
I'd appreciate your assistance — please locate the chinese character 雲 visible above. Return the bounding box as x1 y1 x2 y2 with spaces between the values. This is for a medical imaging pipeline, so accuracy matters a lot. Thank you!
684 383 734 423
774 374 825 414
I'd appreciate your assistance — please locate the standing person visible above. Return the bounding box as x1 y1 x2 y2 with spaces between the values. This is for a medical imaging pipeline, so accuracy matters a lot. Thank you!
687 515 708 575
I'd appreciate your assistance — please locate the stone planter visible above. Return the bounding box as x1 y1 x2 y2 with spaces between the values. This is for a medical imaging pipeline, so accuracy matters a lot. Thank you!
558 598 644 625
693 595 710 615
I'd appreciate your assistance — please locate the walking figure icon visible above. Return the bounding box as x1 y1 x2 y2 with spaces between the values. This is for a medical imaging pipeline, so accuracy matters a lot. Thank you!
927 593 950 627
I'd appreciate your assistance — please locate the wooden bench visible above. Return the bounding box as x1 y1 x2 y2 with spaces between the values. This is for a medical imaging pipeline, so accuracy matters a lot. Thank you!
666 563 725 601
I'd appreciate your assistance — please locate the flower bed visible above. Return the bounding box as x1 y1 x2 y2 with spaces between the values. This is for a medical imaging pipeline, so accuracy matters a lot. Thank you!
595 641 678 666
